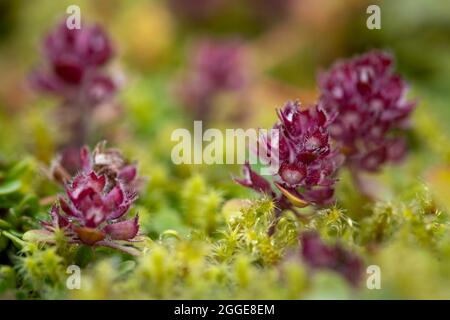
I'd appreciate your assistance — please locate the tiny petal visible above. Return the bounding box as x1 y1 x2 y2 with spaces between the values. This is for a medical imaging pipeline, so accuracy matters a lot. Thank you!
104 215 139 241
59 197 80 218
53 55 84 84
234 163 273 194
42 204 70 230
107 202 132 220
103 185 125 210
279 163 306 185
88 172 106 192
80 146 92 172
118 165 137 184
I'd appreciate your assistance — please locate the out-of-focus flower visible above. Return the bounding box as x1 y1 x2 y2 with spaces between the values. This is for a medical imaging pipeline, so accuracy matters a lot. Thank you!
177 40 248 122
318 51 416 173
31 21 115 105
235 101 343 211
29 170 140 255
300 231 364 286
30 20 117 149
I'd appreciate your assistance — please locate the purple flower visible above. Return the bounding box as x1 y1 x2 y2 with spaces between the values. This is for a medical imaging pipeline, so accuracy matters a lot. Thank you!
272 101 343 205
300 231 364 286
30 21 117 149
39 170 140 255
235 101 343 210
234 162 273 195
29 143 142 254
318 51 416 172
178 40 248 122
31 21 115 104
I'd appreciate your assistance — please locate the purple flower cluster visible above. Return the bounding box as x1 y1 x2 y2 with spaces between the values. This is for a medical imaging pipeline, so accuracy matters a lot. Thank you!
41 170 139 253
318 51 416 172
178 40 248 122
235 101 342 210
271 101 343 205
31 21 116 106
30 21 117 149
300 231 364 286
35 143 141 255
236 50 416 210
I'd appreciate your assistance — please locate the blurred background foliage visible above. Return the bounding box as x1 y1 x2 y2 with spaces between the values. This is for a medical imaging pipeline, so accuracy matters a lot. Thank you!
0 0 450 299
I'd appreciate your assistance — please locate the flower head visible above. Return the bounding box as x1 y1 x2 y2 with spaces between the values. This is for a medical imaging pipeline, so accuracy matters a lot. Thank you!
31 21 115 105
30 143 142 255
300 231 364 286
318 51 416 172
235 101 343 210
272 101 343 205
38 170 140 255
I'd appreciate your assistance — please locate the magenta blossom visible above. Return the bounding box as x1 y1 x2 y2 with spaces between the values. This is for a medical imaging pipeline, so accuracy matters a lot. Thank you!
30 143 142 255
178 40 248 122
300 231 364 287
30 21 117 149
269 101 343 205
31 20 115 105
37 170 140 255
235 101 343 212
318 51 416 173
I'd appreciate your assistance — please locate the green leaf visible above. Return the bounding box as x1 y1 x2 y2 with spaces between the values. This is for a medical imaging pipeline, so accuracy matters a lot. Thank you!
74 245 94 267
0 218 12 229
118 260 136 276
0 266 16 294
1 231 25 249
22 229 54 244
0 180 21 195
6 159 32 181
